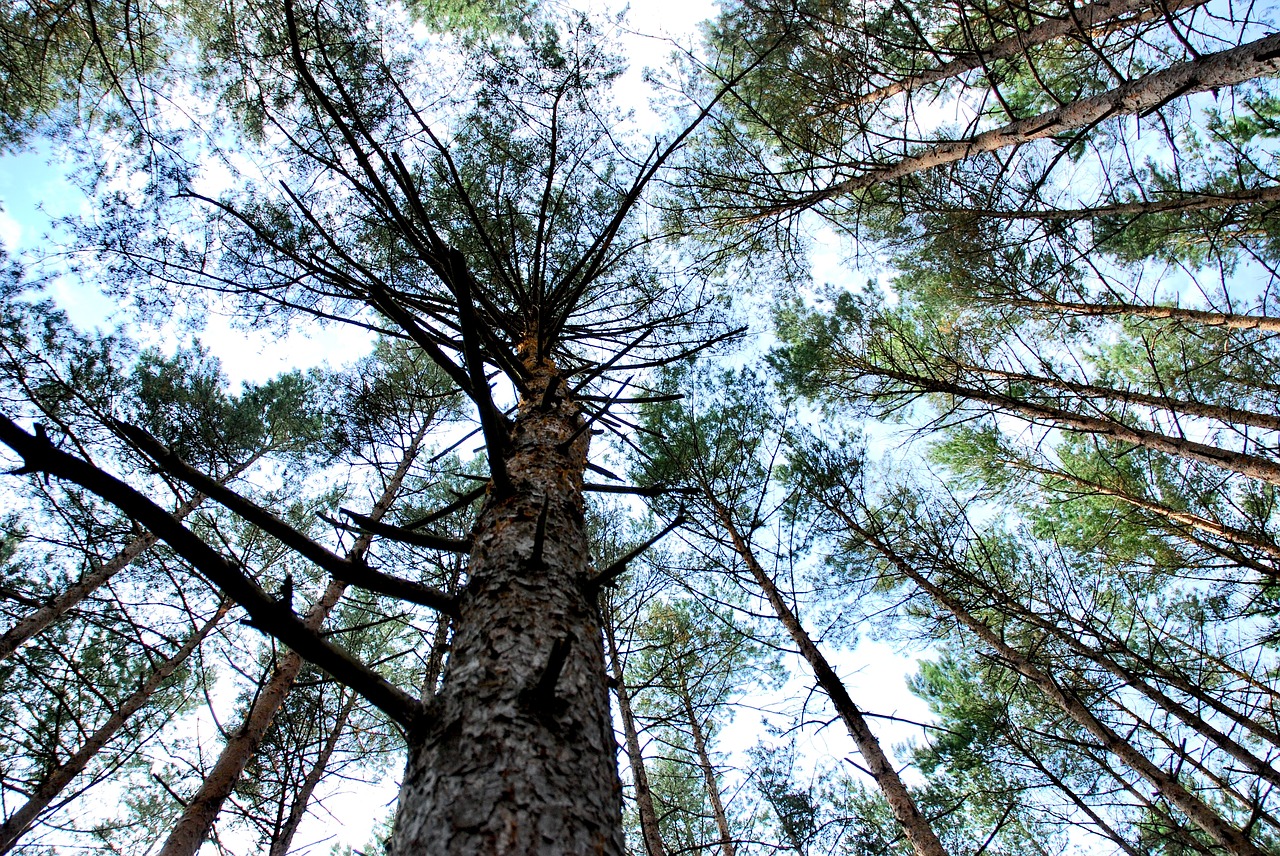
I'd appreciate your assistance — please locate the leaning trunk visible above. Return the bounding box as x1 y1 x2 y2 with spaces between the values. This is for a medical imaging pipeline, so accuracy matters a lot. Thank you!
391 361 622 855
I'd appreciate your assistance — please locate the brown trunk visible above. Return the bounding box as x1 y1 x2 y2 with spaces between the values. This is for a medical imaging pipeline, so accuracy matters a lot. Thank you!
0 492 205 662
604 614 669 856
772 33 1280 215
1001 297 1280 333
835 509 1266 856
680 685 736 856
267 690 359 856
0 601 229 853
157 428 425 856
390 360 622 856
875 366 1280 486
846 0 1207 108
713 505 950 856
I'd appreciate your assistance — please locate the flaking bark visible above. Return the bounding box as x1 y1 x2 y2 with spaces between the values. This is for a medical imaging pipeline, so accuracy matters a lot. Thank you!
390 359 623 856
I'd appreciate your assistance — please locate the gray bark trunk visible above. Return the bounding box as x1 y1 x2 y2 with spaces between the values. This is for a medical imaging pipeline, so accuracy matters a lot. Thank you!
776 32 1280 215
0 601 229 853
847 0 1207 108
390 360 622 856
714 506 950 856
605 614 669 856
157 428 425 856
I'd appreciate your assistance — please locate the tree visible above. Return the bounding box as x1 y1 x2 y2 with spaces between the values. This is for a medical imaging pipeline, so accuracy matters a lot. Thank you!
4 0 1280 851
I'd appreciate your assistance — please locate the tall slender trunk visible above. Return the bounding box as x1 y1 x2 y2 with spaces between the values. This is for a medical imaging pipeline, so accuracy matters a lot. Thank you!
391 360 622 856
872 365 1280 486
157 427 425 856
711 504 950 856
267 690 359 856
833 507 1266 856
1010 733 1144 856
958 183 1280 222
604 614 669 856
845 0 1207 108
999 297 1280 333
1015 459 1280 565
958 566 1280 789
679 681 735 856
0 601 229 853
775 33 1280 215
959 363 1280 433
0 492 205 661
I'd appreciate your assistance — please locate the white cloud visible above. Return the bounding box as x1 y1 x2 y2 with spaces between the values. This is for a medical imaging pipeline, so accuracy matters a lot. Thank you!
0 208 21 252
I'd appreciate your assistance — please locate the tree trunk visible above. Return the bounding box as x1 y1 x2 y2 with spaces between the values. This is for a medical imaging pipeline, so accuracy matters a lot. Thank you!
774 32 1280 215
872 365 1280 486
679 684 736 856
959 362 1280 433
157 427 426 856
0 600 229 853
845 0 1207 108
605 613 669 856
835 508 1266 856
999 297 1280 333
0 492 205 662
1016 460 1280 565
390 359 622 856
267 689 359 856
712 505 950 856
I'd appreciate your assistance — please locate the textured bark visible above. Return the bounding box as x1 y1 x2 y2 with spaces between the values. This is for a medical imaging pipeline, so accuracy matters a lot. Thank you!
772 32 1280 215
836 510 1266 856
0 601 229 853
680 687 735 856
0 492 205 662
713 506 950 856
846 0 1207 108
267 690 359 856
605 615 669 856
157 428 425 856
391 360 623 856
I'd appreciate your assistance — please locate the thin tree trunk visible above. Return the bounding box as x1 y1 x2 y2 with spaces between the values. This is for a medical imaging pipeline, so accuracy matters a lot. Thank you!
604 614 669 856
844 0 1207 108
960 362 1280 433
959 566 1280 789
1010 733 1144 856
833 507 1266 856
0 600 230 853
0 492 205 661
997 296 1280 333
772 32 1280 215
390 358 623 856
267 689 359 856
1014 459 1280 565
680 686 736 856
712 504 950 856
955 182 1280 222
157 426 426 856
872 365 1280 486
